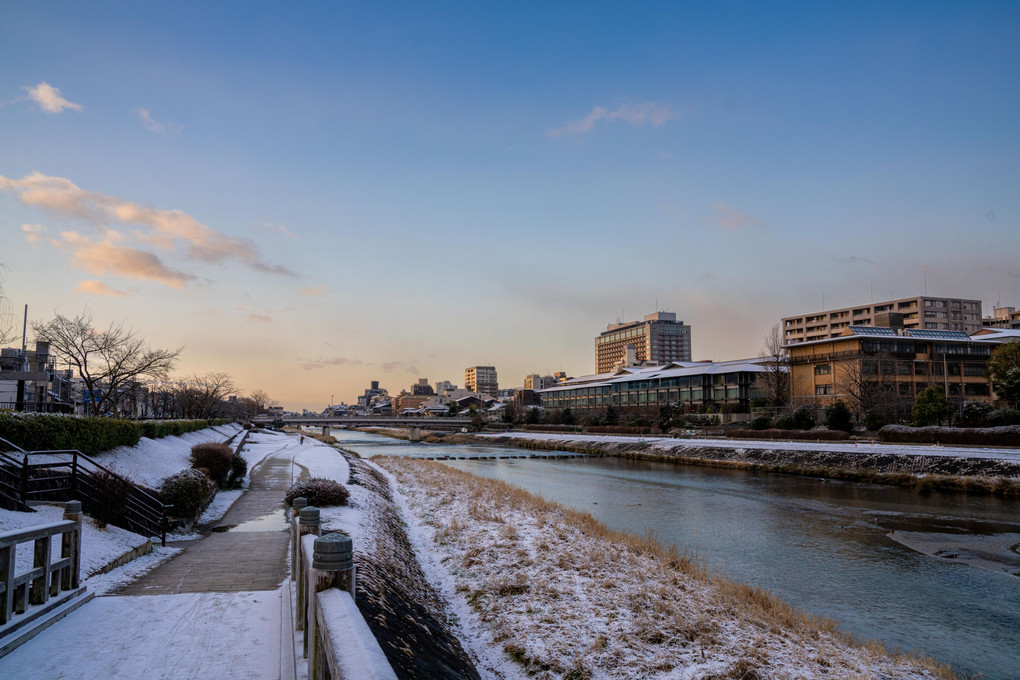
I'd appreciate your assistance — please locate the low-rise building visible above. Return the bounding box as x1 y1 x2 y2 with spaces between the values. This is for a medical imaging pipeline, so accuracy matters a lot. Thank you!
983 306 1020 329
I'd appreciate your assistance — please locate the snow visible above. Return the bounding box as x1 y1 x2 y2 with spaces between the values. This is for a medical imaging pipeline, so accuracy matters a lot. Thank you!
0 591 281 679
476 430 1020 464
317 589 397 680
377 456 949 680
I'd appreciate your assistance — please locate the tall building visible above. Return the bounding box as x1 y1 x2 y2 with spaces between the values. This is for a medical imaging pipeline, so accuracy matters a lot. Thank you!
595 312 692 374
464 366 498 397
782 296 982 344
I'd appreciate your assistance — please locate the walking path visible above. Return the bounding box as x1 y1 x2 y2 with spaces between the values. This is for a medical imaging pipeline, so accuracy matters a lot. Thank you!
0 438 305 680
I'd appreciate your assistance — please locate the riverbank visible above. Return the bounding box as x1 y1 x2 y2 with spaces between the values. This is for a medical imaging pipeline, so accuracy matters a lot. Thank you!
380 429 1020 497
376 456 956 679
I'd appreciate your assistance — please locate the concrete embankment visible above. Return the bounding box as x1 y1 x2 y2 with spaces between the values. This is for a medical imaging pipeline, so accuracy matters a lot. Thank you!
410 431 1020 495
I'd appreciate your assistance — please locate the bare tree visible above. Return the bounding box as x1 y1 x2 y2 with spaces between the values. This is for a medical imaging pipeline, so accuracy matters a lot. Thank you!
833 352 900 422
171 372 236 419
0 266 16 346
33 311 181 417
754 324 789 407
249 389 278 415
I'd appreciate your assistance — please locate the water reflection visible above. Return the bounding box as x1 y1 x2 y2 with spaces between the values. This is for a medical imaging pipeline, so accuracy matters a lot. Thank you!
328 429 1020 679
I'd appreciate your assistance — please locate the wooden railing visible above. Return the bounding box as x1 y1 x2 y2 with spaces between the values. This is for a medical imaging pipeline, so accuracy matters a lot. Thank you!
0 438 168 545
0 502 84 632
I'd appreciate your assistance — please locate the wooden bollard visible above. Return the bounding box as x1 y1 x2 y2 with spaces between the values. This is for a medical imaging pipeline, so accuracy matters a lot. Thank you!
61 500 82 591
296 506 321 635
308 532 355 679
290 497 307 583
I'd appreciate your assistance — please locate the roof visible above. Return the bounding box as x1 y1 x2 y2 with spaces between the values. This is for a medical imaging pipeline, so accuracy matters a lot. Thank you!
538 358 769 394
788 325 984 349
969 328 1020 343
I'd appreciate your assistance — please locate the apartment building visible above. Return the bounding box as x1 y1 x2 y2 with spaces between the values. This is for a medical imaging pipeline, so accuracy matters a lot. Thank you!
595 312 692 374
464 365 498 397
983 306 1020 330
782 296 982 344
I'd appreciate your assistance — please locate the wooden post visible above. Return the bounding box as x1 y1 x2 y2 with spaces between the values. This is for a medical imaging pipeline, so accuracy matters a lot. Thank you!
290 496 307 583
30 534 51 605
308 532 354 680
0 543 12 624
296 506 320 636
62 500 82 590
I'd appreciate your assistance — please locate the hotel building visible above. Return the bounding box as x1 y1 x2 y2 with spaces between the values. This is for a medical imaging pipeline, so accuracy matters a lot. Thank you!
595 312 692 374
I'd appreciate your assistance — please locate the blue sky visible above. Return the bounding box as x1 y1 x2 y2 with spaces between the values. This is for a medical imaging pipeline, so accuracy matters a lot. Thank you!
2 2 1018 409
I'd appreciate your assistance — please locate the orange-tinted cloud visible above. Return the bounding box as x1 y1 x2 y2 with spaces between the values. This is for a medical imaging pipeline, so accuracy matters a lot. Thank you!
299 286 328 297
76 280 128 297
54 231 195 289
708 203 763 232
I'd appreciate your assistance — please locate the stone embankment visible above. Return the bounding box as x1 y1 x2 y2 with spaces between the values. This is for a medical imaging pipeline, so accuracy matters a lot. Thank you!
415 431 1020 495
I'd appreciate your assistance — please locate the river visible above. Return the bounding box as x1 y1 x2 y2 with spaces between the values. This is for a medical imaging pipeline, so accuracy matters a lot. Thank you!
327 430 1020 679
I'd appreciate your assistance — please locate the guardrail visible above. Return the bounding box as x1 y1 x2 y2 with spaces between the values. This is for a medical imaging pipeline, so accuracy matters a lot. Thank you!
289 498 396 680
0 501 87 647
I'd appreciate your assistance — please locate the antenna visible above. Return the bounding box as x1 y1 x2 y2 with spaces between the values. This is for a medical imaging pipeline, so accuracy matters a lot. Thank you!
924 269 927 295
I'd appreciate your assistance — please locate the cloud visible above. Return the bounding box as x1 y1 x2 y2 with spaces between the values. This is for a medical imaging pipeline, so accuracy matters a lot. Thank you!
832 255 877 265
0 172 297 279
133 108 182 135
247 313 273 323
21 224 46 244
26 82 82 113
76 280 128 297
53 231 196 289
254 223 299 239
381 360 419 375
299 286 328 297
707 203 763 232
549 103 680 137
300 356 364 371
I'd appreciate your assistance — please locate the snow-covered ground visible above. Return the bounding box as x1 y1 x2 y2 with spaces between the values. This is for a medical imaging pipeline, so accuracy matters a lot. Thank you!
96 423 243 488
476 430 1020 463
377 456 954 680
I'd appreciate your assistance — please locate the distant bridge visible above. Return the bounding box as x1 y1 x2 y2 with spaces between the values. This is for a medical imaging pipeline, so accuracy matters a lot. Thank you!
252 415 475 431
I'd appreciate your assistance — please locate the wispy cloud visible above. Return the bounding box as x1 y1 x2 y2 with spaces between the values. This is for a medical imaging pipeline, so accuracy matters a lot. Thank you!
254 223 299 239
247 313 273 323
52 230 195 289
832 255 876 265
707 203 763 232
21 224 46 244
76 280 128 297
300 356 364 371
133 107 182 135
299 286 328 297
26 82 82 114
381 360 419 375
548 103 680 137
0 172 297 285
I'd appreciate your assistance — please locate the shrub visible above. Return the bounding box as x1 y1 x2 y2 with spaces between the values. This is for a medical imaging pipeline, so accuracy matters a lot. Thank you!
824 400 854 433
160 468 216 519
865 407 892 431
956 401 993 428
727 428 850 441
912 386 951 427
986 408 1020 427
285 477 350 507
774 414 796 430
749 415 772 430
190 442 234 487
228 452 248 487
878 424 1020 446
791 405 816 430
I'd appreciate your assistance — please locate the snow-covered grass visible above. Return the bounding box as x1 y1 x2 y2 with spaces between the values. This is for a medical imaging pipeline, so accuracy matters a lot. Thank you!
377 457 958 680
475 431 1020 464
96 423 243 488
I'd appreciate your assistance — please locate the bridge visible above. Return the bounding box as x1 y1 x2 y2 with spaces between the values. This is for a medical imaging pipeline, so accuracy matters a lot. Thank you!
252 415 475 432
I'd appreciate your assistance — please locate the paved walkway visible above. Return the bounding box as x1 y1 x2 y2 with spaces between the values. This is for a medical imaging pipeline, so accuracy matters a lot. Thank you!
117 451 297 595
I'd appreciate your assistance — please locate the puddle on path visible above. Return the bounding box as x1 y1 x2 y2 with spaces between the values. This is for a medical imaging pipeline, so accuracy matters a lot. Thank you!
210 508 288 533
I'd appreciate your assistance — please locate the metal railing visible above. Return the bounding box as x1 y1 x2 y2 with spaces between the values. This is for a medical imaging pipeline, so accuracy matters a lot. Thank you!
0 438 168 545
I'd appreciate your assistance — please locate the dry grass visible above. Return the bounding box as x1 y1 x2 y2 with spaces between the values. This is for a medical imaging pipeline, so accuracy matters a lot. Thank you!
376 456 961 680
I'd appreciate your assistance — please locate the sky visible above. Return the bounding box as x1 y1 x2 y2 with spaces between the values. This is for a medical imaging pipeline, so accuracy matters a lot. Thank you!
1 1 1018 411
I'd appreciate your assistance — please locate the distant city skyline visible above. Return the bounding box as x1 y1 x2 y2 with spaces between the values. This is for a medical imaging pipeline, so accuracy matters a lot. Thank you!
2 2 1018 410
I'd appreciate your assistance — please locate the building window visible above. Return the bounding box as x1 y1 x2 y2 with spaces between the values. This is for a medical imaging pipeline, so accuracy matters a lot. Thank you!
815 385 833 396
814 364 832 376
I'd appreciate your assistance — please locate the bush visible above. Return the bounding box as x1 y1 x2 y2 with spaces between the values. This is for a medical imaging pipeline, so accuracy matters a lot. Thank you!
791 405 816 430
825 400 854 433
774 414 796 430
749 415 772 430
865 407 892 431
285 477 350 507
956 401 993 427
727 428 850 441
228 452 248 487
160 468 216 519
190 442 234 487
878 424 1020 446
986 408 1020 427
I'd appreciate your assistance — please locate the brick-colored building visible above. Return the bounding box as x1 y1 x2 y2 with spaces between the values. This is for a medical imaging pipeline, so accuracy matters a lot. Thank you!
595 312 691 374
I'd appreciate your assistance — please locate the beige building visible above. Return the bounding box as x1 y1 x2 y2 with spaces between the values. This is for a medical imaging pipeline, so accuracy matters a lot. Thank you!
983 306 1020 329
595 312 692 374
782 296 982 344
464 366 498 397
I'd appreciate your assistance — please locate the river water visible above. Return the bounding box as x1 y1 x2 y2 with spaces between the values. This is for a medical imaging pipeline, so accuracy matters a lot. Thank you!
328 430 1020 679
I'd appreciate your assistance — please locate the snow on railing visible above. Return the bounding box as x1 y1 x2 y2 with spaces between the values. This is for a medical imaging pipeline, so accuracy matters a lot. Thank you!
0 501 83 633
290 498 396 680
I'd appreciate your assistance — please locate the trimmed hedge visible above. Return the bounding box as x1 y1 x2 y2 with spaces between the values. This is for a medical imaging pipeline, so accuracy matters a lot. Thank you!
0 412 231 456
727 428 850 441
160 468 217 519
878 424 1020 447
285 478 350 507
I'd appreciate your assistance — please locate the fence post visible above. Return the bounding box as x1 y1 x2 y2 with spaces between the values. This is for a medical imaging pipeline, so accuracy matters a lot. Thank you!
20 452 30 504
290 496 307 583
62 500 82 590
308 532 354 680
297 505 320 639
